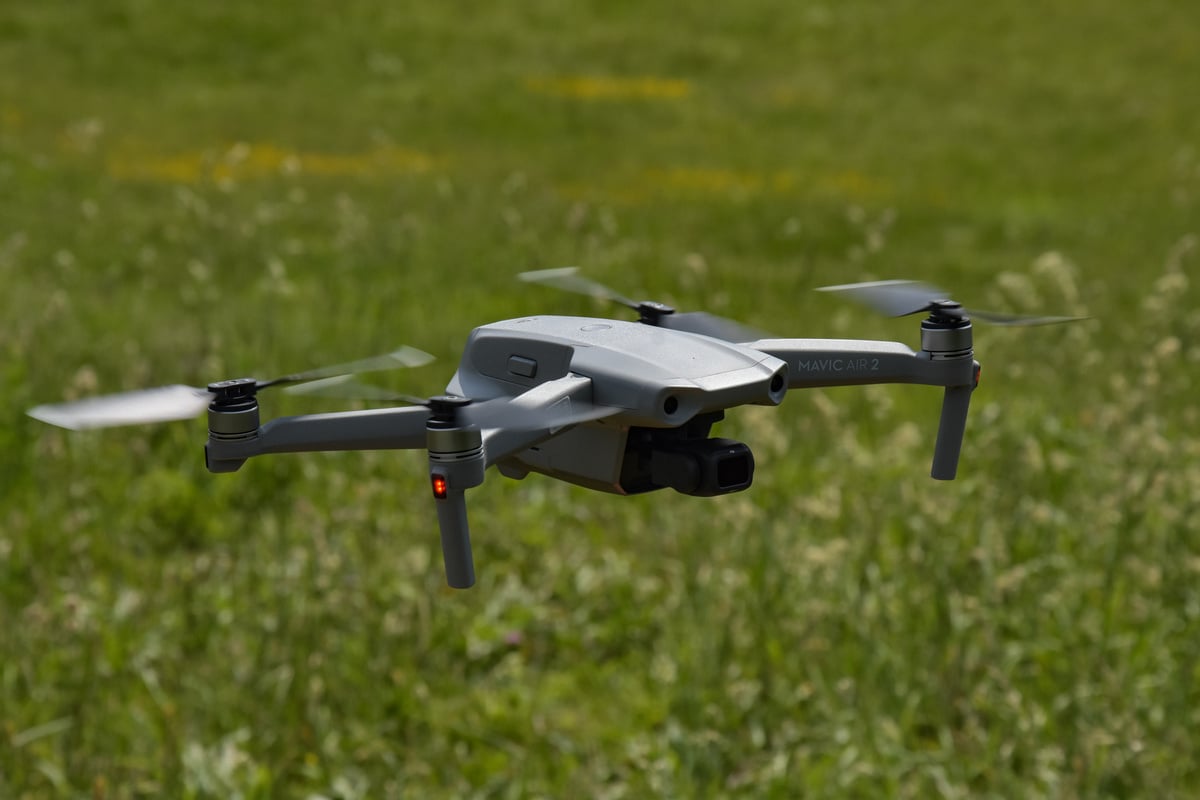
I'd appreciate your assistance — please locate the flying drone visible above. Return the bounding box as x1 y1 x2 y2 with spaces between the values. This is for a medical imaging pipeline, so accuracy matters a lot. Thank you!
28 271 1082 588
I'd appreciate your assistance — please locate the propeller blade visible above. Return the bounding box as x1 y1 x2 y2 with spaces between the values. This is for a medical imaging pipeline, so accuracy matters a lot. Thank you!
258 346 434 388
660 311 767 343
816 280 950 317
28 385 213 430
283 378 438 411
818 279 1088 326
281 375 414 400
523 267 768 341
518 267 639 309
30 346 434 430
962 308 1090 327
289 382 611 431
291 377 614 433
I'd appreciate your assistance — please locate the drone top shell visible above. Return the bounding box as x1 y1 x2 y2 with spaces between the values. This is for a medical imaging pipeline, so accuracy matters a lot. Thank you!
449 316 788 427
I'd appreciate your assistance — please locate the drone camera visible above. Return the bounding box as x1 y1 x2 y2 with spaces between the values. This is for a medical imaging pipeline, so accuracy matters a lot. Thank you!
650 437 755 496
617 431 754 497
648 438 748 494
716 446 753 487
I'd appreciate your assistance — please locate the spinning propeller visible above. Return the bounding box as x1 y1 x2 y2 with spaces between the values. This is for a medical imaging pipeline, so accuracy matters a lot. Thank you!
27 346 435 430
519 267 767 343
283 375 611 432
816 279 1086 326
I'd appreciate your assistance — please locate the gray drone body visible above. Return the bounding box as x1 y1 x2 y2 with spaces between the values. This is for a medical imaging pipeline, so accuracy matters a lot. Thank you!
447 316 786 496
440 313 980 502
31 274 1082 590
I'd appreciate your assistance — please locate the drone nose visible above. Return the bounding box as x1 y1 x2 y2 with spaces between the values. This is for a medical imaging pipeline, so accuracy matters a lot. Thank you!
766 367 788 404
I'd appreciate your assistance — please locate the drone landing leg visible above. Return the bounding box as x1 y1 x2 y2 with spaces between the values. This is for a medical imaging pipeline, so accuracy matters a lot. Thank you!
931 384 973 480
435 489 476 589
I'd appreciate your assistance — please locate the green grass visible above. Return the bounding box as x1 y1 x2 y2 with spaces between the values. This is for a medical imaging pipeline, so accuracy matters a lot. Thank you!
3 1 1200 797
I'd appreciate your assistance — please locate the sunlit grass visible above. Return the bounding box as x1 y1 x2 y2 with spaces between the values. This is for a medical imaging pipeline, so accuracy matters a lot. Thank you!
106 142 440 184
525 75 692 101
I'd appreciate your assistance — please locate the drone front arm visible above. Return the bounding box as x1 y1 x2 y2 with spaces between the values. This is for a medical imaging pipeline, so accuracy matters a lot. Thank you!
748 338 980 480
481 374 610 465
747 338 975 389
206 406 431 472
932 384 973 480
425 374 606 589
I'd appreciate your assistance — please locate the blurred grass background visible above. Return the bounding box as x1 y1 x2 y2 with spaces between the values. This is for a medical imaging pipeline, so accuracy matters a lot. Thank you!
2 1 1199 797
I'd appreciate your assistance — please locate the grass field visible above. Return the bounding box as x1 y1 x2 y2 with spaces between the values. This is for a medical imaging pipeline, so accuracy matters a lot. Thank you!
3 1 1200 797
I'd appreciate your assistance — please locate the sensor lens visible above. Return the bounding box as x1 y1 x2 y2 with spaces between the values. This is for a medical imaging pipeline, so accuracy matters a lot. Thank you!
717 454 752 489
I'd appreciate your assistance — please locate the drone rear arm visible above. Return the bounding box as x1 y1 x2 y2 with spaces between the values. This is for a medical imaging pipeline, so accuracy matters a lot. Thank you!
748 338 980 479
205 406 431 472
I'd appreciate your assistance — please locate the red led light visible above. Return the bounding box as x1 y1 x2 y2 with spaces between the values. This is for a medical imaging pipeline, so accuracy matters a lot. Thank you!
431 474 448 499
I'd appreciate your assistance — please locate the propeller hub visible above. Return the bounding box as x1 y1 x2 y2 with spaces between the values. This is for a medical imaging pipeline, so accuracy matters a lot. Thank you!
926 299 966 320
637 301 675 326
427 395 473 426
208 378 258 403
207 378 261 437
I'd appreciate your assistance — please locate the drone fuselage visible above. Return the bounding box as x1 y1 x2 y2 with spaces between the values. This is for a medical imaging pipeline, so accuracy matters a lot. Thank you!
448 315 788 423
447 316 788 495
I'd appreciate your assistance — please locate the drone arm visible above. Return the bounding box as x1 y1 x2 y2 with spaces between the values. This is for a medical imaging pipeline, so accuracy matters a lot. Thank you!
747 338 975 389
206 406 431 472
481 374 610 465
256 406 431 453
434 488 476 588
931 384 973 480
749 338 979 480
